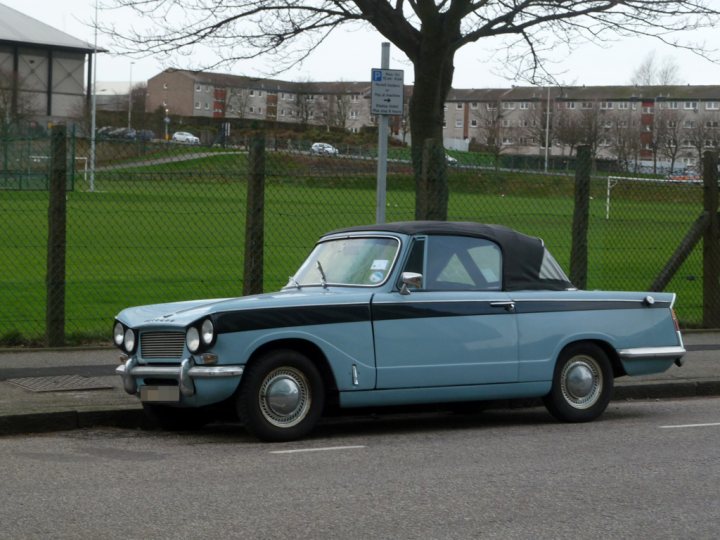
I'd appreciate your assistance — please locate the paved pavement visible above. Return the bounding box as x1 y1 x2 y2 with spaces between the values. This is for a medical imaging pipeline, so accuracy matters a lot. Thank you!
0 332 718 436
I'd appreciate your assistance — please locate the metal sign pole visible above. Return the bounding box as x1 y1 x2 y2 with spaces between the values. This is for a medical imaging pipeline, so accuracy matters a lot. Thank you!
375 43 390 224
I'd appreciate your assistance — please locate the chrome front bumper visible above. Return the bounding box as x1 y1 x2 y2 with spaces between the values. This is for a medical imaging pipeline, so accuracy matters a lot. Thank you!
116 356 244 397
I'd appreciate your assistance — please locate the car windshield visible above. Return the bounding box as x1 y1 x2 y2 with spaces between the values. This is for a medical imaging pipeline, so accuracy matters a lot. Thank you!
288 236 400 287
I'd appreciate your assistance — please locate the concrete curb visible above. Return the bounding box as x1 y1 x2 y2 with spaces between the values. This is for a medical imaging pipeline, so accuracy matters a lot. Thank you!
2 381 719 436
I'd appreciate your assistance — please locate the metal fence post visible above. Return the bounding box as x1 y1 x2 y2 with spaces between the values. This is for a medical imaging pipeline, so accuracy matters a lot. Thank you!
570 145 591 289
243 134 265 296
702 150 720 327
46 125 67 346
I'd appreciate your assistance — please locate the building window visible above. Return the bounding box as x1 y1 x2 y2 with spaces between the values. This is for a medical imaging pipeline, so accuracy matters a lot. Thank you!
667 101 679 109
684 101 698 110
249 106 254 113
470 102 478 109
487 103 497 110
706 120 719 128
350 110 358 119
195 84 201 92
565 102 576 109
502 137 514 145
455 119 463 128
705 139 716 147
501 119 511 127
163 83 168 90
280 109 285 116
617 102 629 109
667 120 677 128
456 103 463 110
307 94 315 101
519 102 529 110
581 102 593 109
600 102 613 109
470 119 478 127
204 103 209 110
351 94 359 101
502 102 515 110
249 90 255 96
682 139 692 147
195 101 200 109
706 101 719 110
443 120 447 128
683 121 695 129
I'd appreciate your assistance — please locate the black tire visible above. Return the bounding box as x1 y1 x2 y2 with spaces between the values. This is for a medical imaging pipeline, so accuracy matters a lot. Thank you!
142 403 211 431
543 342 614 423
237 349 325 442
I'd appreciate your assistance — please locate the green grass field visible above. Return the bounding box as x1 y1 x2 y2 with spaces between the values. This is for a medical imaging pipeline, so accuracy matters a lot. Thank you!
0 146 706 345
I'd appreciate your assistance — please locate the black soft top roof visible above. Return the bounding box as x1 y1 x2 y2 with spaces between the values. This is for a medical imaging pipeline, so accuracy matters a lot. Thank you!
327 221 573 291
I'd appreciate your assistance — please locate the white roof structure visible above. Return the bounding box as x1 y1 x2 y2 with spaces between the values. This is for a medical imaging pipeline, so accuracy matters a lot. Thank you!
0 3 95 51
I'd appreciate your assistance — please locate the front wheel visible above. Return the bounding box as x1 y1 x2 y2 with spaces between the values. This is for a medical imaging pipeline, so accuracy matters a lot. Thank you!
237 350 325 442
543 342 613 423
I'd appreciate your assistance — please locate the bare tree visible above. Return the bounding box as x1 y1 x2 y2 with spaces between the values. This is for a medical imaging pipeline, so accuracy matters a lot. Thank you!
472 101 505 168
0 69 39 136
630 52 681 86
607 110 642 172
106 0 720 219
686 112 719 169
655 107 683 172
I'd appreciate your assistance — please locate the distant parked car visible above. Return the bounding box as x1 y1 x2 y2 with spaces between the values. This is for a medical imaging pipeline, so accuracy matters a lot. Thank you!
172 131 200 144
114 221 685 442
310 142 339 155
137 130 156 141
445 152 458 165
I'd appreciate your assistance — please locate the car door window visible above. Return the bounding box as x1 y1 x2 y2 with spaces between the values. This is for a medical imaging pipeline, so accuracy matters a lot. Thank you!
426 236 502 291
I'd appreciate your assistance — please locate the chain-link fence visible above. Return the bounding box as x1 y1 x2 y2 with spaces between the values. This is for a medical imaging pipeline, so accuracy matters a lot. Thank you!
0 130 716 346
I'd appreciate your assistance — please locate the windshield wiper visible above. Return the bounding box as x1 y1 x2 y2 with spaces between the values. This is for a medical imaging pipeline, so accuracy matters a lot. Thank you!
316 260 328 289
287 276 301 289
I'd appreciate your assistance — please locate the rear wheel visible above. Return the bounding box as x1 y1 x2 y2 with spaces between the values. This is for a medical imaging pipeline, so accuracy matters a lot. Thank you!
543 342 613 423
237 350 325 442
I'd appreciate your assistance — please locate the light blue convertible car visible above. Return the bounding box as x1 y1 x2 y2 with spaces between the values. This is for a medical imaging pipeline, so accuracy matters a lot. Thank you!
115 221 685 441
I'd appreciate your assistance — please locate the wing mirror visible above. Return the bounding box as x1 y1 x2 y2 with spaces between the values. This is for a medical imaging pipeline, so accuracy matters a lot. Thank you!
399 272 423 295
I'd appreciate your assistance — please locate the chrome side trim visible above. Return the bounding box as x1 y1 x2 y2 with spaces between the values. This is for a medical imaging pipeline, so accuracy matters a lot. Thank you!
116 358 244 398
618 346 686 359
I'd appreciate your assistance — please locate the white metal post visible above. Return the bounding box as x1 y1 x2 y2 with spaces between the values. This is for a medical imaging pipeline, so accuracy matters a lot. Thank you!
375 43 390 224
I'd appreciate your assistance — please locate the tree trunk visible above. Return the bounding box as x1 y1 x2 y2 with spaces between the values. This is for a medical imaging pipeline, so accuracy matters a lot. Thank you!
410 51 454 221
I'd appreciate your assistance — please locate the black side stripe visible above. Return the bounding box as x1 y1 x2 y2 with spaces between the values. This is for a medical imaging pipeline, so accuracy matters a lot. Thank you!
214 304 371 333
214 299 671 333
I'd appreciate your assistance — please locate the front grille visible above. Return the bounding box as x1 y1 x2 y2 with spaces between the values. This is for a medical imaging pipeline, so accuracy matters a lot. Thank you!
140 331 185 359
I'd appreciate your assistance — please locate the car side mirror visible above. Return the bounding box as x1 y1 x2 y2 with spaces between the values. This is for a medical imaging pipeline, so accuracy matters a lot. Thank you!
399 272 423 295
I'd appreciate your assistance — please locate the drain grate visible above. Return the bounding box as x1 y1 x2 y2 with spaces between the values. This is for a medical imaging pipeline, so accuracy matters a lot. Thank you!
8 375 113 393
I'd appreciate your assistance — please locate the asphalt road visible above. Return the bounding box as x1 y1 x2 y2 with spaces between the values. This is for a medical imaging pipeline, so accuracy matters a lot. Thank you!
1 397 718 539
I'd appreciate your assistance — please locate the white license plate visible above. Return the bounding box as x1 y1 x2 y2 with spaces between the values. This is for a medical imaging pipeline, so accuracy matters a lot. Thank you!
140 385 180 402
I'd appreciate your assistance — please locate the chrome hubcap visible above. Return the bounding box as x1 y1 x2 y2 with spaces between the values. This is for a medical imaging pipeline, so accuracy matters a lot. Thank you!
560 356 602 409
259 367 311 428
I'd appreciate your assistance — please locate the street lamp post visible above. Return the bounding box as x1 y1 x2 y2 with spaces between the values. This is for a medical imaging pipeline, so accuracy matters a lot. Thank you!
127 61 134 129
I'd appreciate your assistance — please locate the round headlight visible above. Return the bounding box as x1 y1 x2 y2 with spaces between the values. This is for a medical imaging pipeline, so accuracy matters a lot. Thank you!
201 319 214 345
123 328 136 353
113 322 125 347
186 326 200 353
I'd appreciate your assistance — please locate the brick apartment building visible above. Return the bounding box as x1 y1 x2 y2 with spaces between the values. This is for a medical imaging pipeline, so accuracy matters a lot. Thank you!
147 69 720 171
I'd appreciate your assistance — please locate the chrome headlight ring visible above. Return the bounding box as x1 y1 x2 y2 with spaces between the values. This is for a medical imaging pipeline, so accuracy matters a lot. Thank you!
113 321 137 354
186 318 216 354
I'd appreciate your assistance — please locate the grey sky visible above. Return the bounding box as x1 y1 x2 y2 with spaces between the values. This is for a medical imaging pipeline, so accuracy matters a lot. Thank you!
3 0 719 88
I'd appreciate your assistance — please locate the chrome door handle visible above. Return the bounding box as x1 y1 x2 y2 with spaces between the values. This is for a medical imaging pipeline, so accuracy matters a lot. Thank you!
490 301 515 312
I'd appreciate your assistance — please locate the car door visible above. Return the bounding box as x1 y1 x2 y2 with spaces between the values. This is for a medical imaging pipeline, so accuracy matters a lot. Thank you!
371 235 519 389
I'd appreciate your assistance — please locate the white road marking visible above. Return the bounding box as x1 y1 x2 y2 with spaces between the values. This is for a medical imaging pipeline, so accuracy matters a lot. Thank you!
660 422 720 429
270 445 367 454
